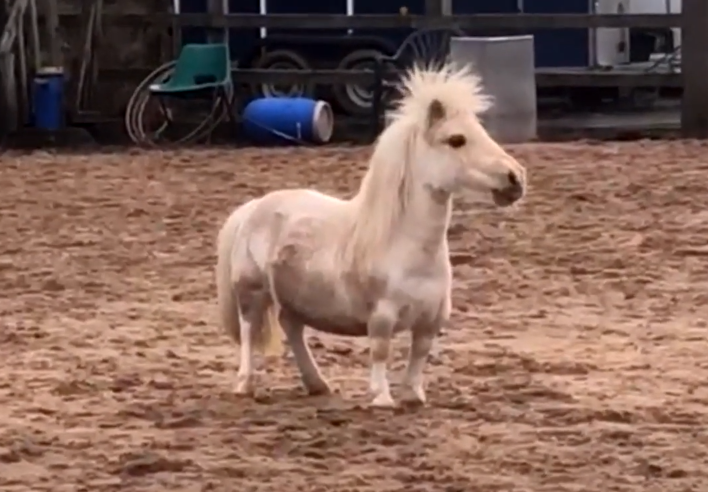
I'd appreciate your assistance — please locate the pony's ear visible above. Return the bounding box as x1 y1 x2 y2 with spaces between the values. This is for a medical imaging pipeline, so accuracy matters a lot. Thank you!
427 99 446 128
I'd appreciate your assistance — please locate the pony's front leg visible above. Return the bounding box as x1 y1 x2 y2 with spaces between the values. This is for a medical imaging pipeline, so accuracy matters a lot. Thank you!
401 324 438 404
368 303 397 407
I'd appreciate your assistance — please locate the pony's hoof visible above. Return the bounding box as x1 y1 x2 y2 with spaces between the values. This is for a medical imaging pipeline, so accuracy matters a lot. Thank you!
400 386 427 406
305 381 332 396
234 375 255 396
371 392 396 408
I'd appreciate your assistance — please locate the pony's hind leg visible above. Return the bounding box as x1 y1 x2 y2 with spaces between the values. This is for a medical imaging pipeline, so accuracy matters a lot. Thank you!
278 310 331 396
233 283 268 395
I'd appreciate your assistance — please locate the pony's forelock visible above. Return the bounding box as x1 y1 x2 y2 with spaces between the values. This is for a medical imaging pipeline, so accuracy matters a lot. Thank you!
388 62 493 125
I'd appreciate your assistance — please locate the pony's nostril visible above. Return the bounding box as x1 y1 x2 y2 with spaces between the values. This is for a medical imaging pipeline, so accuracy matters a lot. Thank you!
507 171 520 188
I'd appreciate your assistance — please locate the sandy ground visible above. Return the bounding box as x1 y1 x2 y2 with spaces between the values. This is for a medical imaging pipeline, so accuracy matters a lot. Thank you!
1 141 707 492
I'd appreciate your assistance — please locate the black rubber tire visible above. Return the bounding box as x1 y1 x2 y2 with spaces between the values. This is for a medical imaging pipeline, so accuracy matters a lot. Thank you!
332 49 387 117
250 49 315 99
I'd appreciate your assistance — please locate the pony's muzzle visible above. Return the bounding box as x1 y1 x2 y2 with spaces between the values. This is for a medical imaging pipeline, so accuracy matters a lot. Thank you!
491 170 525 207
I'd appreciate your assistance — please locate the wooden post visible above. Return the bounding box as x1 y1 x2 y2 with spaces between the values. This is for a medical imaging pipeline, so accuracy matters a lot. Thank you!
0 0 9 34
0 0 8 136
206 0 227 43
75 0 96 111
16 8 28 123
425 0 451 16
41 0 61 66
681 0 708 138
90 0 102 101
28 0 41 71
1 52 18 132
0 0 28 134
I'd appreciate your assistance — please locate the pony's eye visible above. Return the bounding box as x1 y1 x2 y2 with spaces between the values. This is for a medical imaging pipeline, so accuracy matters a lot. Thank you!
446 134 466 148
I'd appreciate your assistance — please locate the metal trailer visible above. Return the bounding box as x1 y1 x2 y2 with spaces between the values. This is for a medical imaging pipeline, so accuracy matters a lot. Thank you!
174 0 682 114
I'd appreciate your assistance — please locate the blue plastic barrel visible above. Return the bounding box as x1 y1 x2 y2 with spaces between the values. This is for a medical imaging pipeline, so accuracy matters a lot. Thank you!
32 67 65 130
242 97 334 145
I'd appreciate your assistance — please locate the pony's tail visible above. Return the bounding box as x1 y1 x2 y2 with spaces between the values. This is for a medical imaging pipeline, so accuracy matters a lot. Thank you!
217 275 283 356
216 209 243 346
216 200 283 356
259 304 283 356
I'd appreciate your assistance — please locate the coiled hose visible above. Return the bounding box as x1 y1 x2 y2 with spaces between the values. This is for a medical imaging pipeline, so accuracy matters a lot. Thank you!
124 60 234 146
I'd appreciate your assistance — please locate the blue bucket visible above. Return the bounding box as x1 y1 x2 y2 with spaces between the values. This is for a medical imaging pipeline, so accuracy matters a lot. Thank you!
32 67 65 131
242 97 334 145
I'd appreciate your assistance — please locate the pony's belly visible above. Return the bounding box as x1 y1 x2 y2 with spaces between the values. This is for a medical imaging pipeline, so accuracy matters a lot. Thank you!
284 299 413 338
270 264 371 337
294 310 369 337
268 230 378 337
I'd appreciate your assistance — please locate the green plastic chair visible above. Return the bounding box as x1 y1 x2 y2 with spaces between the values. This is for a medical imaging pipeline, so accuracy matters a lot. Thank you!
148 43 235 142
151 43 232 94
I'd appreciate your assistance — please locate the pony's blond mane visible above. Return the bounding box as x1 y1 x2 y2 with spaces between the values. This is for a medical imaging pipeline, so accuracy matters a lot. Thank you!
340 62 492 280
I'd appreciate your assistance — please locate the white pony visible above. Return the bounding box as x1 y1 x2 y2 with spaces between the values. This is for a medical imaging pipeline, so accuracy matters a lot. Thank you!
216 63 526 407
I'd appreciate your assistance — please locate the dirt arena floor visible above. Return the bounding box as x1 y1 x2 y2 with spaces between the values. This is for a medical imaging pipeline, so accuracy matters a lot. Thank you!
1 141 707 492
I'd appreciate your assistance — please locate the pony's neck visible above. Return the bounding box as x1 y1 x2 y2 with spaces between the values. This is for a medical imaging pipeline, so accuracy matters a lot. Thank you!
342 127 452 274
399 181 452 255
